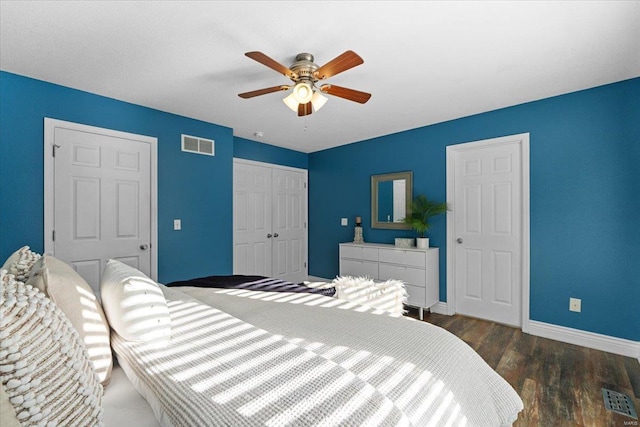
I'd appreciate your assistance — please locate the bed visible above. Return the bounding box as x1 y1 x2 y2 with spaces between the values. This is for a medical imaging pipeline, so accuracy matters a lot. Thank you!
1 249 524 426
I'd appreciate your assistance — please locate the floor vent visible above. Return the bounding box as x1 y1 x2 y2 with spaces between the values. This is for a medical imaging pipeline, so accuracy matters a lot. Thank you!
182 134 214 156
602 388 638 419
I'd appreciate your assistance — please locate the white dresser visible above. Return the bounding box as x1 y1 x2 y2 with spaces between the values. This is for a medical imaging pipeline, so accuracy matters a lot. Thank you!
339 242 439 319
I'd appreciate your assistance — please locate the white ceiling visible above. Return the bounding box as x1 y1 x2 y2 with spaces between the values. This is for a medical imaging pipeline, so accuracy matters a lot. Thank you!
1 1 639 153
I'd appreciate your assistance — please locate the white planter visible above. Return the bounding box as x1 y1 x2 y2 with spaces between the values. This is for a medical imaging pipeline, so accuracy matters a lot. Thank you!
416 237 429 249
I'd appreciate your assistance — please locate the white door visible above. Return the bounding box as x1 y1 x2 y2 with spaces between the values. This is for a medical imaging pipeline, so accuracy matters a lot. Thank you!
447 134 530 327
233 162 273 276
271 168 306 281
233 159 307 283
44 119 157 295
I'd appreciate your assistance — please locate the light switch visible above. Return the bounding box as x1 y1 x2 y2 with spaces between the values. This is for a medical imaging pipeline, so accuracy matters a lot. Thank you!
174 219 181 230
341 218 348 226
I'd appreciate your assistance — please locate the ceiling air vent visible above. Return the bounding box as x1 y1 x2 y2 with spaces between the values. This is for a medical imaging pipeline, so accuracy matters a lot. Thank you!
181 134 215 156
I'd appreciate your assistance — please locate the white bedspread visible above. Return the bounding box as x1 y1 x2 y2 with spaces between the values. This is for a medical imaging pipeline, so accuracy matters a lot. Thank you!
111 285 523 427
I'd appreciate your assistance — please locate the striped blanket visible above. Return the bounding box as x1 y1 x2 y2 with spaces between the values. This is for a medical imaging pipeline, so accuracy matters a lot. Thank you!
111 285 523 427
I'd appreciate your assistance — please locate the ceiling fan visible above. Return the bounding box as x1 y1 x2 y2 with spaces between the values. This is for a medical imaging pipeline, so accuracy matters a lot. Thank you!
238 50 371 116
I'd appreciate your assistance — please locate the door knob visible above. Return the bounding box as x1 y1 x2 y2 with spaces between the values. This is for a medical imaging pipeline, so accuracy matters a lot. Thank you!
456 238 463 244
140 244 149 250
267 234 272 238
273 233 279 238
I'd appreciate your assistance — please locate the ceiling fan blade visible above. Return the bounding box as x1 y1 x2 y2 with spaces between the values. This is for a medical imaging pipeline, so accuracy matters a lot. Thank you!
314 50 364 80
245 51 297 79
238 85 291 99
320 84 371 104
298 102 312 116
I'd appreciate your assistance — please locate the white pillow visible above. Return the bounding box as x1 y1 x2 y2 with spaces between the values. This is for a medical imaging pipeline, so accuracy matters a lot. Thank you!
0 271 103 426
26 255 113 386
100 259 171 342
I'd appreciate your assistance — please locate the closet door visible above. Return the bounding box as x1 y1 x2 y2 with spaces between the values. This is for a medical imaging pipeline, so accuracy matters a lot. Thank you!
233 159 308 283
233 162 273 276
271 168 306 282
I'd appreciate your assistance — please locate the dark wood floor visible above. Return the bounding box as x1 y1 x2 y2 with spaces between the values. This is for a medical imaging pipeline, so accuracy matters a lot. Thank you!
405 308 640 427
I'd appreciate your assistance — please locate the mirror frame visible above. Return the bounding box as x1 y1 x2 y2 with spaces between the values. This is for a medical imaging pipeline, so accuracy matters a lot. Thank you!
371 171 413 229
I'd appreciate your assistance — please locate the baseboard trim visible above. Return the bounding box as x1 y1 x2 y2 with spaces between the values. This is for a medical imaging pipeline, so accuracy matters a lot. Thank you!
305 275 333 283
528 320 640 360
429 302 449 315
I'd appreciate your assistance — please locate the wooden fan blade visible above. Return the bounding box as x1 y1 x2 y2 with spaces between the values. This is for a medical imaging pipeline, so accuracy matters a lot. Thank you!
298 102 312 116
238 85 291 99
314 50 364 80
320 85 371 104
245 51 297 79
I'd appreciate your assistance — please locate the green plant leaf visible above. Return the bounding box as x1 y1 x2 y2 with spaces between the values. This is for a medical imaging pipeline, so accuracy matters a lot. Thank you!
402 194 450 237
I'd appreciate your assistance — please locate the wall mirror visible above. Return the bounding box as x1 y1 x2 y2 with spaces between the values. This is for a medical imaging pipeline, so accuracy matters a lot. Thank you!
371 171 413 229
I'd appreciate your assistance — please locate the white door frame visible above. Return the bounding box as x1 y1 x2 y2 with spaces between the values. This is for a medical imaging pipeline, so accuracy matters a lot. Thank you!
232 158 308 279
43 118 159 281
446 133 530 332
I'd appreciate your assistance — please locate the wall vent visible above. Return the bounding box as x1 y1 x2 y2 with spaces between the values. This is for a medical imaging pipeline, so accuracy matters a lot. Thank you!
181 134 215 156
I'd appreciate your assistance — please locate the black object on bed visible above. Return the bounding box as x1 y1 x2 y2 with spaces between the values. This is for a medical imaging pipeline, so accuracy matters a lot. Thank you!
166 275 336 297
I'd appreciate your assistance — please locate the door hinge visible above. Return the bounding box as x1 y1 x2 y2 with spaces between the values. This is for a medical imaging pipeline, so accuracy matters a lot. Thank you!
304 222 307 228
304 262 307 268
52 230 55 241
304 182 307 189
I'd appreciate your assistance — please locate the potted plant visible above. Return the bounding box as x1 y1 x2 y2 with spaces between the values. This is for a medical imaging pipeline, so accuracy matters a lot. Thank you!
403 194 449 248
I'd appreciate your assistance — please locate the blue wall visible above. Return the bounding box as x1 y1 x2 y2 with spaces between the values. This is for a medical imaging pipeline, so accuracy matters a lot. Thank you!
309 78 640 341
0 72 307 283
2 71 637 341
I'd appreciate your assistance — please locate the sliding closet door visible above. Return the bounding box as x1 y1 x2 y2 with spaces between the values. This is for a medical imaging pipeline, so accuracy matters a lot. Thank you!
233 159 308 283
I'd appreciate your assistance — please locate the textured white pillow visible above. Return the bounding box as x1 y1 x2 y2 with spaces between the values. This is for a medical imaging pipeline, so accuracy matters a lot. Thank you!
332 275 408 316
2 246 41 282
100 259 171 342
27 255 113 386
0 271 104 426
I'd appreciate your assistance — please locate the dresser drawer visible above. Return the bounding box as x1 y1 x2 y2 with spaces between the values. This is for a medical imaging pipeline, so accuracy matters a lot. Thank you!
340 245 379 262
378 248 426 268
379 263 426 287
405 284 426 307
339 259 379 279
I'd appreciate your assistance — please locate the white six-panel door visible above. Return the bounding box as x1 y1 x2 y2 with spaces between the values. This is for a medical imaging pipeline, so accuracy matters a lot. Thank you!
447 133 530 328
233 159 307 283
233 162 273 276
271 167 306 281
44 119 157 296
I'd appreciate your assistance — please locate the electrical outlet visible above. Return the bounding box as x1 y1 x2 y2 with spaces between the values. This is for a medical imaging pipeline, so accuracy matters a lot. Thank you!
569 297 581 312
173 219 181 230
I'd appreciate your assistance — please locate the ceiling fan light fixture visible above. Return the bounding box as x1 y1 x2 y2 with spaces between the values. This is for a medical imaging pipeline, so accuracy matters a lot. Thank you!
292 82 313 103
241 51 370 116
311 91 328 112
